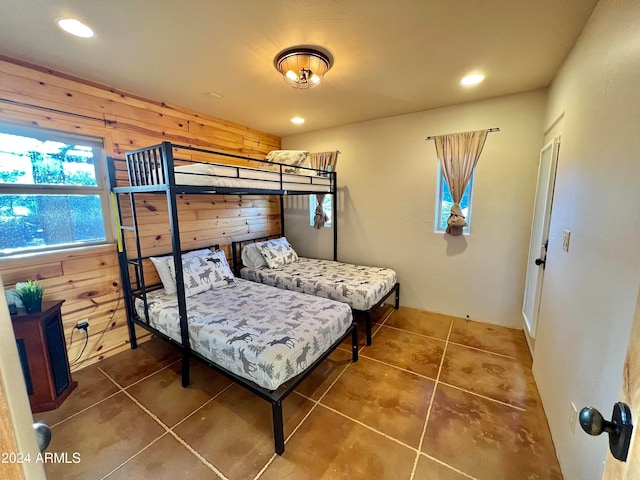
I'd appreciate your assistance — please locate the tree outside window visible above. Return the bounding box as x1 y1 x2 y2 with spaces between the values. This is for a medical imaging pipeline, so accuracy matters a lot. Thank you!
0 128 110 255
309 195 332 228
436 166 473 233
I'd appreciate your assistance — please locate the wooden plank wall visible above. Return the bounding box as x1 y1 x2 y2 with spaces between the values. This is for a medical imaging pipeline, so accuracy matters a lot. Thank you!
0 56 281 371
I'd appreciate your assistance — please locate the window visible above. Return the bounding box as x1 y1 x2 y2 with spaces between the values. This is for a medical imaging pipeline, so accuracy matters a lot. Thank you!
309 195 332 228
0 126 111 255
435 164 473 233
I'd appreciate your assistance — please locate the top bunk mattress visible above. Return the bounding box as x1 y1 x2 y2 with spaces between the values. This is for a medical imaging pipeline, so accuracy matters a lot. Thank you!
133 279 352 390
174 163 331 193
240 258 397 311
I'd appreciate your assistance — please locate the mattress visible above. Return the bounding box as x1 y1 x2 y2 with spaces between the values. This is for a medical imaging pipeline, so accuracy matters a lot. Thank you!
241 257 397 311
134 279 352 390
174 163 331 193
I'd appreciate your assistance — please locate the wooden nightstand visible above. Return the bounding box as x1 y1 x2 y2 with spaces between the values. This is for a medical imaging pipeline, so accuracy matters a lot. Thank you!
10 300 78 413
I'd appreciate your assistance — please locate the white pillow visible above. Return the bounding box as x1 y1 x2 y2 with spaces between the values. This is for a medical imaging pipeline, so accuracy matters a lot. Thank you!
241 243 268 269
150 248 212 294
255 237 299 269
168 250 235 297
264 150 310 173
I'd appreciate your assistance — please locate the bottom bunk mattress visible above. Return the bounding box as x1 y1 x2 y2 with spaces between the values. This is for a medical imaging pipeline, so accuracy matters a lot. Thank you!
240 257 397 311
133 279 352 390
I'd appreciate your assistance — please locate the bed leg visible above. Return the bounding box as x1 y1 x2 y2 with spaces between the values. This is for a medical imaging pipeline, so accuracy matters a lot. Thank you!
351 325 359 362
395 282 400 309
272 401 285 455
181 353 190 388
127 321 138 349
365 312 372 346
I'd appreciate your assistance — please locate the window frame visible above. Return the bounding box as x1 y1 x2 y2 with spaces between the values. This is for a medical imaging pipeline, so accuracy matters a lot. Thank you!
0 123 113 257
309 194 332 228
434 162 474 234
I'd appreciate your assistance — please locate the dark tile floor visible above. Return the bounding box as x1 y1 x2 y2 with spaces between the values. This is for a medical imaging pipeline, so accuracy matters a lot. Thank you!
35 306 562 480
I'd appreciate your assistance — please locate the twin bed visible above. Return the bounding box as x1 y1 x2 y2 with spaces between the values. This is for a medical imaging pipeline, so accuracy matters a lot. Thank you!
232 236 399 345
108 142 399 454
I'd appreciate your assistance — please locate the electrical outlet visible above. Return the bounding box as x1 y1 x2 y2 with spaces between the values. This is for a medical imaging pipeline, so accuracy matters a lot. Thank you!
76 319 89 331
569 402 578 433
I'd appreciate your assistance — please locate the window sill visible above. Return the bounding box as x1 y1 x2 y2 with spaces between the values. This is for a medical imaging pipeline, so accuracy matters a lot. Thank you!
0 242 117 264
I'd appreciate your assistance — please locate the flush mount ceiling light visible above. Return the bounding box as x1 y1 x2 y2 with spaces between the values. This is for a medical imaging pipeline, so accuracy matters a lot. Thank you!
461 73 485 86
274 47 333 89
291 117 305 124
57 18 94 38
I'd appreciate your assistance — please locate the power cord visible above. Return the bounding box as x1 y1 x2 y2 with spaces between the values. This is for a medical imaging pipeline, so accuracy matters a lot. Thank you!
70 322 89 365
71 293 122 367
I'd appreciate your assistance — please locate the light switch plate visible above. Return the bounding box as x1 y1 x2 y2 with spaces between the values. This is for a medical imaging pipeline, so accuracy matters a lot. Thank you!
562 230 571 252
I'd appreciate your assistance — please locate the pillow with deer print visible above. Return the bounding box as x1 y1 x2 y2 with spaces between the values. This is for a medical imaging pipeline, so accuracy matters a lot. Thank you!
255 237 299 269
168 250 235 297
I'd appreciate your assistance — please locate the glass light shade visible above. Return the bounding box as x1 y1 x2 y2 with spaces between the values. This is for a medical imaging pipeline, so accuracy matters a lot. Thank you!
274 47 333 90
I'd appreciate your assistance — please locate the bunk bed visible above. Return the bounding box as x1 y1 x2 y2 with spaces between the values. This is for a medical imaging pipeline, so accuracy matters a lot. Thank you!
232 236 400 345
107 142 359 455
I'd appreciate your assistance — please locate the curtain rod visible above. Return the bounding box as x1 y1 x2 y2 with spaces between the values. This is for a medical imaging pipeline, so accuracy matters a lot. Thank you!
425 127 500 141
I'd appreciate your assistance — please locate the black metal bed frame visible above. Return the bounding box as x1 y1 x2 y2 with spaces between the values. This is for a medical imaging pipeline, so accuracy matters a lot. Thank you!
106 141 358 455
231 236 400 345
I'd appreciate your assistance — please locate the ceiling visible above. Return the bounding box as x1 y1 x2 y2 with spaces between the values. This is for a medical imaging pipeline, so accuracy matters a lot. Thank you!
0 0 598 137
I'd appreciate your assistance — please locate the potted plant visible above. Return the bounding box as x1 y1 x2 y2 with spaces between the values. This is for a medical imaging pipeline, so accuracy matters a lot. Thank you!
14 280 45 313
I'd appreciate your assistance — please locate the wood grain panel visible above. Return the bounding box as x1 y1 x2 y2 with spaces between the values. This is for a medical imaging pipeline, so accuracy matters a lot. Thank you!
0 56 281 372
603 288 640 479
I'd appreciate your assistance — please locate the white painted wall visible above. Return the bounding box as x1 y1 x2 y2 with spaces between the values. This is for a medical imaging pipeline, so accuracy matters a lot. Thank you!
283 91 546 328
532 1 640 479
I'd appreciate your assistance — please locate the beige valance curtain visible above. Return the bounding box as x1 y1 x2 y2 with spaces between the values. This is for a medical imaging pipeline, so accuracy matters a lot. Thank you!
310 151 339 229
433 130 488 235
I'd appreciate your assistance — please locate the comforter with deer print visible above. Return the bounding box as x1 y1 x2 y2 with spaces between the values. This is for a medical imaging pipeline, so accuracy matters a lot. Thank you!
134 279 352 390
240 257 397 311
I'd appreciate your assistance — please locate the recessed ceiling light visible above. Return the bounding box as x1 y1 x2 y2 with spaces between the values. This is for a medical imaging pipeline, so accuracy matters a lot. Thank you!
461 73 485 86
57 18 94 38
291 117 305 125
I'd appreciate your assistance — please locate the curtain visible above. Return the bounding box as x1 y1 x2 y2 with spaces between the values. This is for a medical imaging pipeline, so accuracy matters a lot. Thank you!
433 130 488 235
309 151 339 229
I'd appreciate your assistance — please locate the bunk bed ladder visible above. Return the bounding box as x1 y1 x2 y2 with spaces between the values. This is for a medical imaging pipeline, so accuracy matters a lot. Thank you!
107 157 141 350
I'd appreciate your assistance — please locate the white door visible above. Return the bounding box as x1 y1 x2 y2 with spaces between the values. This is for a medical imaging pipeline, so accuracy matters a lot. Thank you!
522 137 560 340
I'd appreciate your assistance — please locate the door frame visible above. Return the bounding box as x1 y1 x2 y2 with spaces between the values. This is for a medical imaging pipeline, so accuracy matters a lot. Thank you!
522 136 560 350
0 275 46 479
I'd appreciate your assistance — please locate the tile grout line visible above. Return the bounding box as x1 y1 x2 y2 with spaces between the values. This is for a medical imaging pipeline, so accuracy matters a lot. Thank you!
359 353 528 412
99 433 168 480
316 399 490 479
358 353 438 381
253 338 360 480
382 324 525 363
440 382 527 412
316 402 421 453
121 358 182 390
170 383 234 430
48 359 186 429
99 367 231 480
380 324 448 343
420 453 480 480
446 340 523 361
45 390 122 429
359 344 529 414
409 319 454 480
